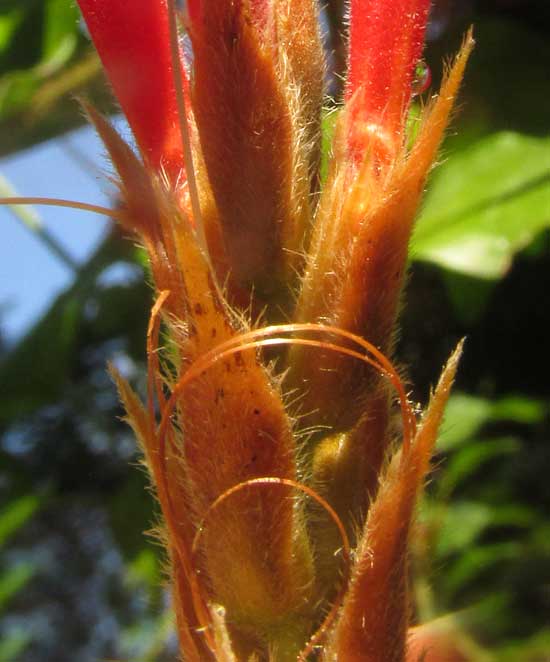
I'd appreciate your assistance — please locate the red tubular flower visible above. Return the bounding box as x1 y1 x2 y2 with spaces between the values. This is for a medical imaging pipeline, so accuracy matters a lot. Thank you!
78 0 186 181
346 0 431 162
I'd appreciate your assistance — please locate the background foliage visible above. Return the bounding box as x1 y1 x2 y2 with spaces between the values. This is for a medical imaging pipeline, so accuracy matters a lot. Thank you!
0 1 549 660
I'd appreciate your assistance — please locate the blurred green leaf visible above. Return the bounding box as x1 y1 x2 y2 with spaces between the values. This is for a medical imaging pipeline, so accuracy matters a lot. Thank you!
459 591 517 641
414 132 550 279
41 0 80 71
0 495 39 547
0 8 25 56
435 501 493 557
438 437 520 497
438 393 493 451
120 609 174 662
442 271 496 326
438 393 546 452
530 523 550 556
435 501 537 558
488 504 538 530
443 542 521 599
0 562 35 611
490 396 546 424
0 68 38 116
497 629 550 662
126 549 160 591
0 627 31 662
0 0 107 155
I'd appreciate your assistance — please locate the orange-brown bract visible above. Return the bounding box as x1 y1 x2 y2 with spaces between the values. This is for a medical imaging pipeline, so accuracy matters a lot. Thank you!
187 0 323 308
70 0 475 659
324 343 463 661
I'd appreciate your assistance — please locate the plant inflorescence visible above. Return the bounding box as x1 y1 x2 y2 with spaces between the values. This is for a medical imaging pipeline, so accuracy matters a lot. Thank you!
1 1 473 659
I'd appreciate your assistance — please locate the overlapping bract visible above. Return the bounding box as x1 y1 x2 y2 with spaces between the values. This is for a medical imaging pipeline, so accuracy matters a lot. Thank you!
77 0 473 659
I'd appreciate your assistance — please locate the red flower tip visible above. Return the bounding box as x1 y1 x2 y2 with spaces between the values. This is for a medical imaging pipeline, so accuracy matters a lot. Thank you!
346 0 431 160
185 0 201 25
78 0 186 182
